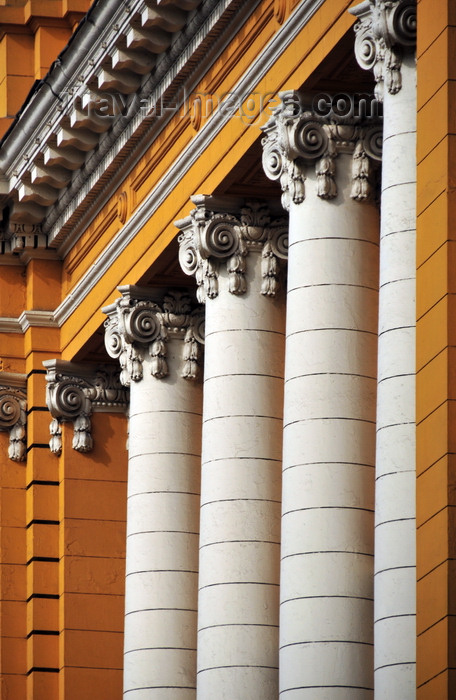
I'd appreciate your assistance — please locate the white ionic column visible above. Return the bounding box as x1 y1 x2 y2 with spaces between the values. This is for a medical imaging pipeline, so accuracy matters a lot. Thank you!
103 288 204 700
352 3 417 697
177 198 287 700
262 93 382 698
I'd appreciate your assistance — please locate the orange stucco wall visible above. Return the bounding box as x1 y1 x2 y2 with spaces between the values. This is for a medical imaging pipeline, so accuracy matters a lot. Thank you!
416 0 456 697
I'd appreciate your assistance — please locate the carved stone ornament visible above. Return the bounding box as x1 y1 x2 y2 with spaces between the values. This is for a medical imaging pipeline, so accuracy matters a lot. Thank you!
44 360 128 455
0 374 27 462
350 0 417 101
176 196 288 303
103 287 205 387
261 90 382 211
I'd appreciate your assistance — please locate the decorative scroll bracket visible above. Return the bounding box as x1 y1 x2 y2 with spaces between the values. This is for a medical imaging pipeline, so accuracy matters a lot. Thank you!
0 373 27 462
44 360 128 455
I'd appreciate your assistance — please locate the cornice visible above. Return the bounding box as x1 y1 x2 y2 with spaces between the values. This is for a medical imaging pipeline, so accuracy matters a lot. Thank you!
53 0 325 328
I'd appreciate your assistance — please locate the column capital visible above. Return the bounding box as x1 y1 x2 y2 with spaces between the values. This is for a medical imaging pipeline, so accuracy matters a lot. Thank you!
261 91 382 210
103 287 204 386
0 373 27 462
350 0 417 100
176 196 288 302
44 360 128 455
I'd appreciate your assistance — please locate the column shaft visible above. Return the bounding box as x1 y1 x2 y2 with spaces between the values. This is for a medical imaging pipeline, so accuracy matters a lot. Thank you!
124 343 202 699
280 158 379 698
197 255 284 699
374 55 417 697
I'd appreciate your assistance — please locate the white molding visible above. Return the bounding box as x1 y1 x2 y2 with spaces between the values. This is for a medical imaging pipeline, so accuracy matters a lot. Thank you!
18 310 58 331
0 317 22 333
54 0 325 327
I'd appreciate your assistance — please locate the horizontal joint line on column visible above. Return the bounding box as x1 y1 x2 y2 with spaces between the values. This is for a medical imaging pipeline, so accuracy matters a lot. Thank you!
27 406 49 414
381 227 415 238
379 278 415 289
124 647 196 654
127 530 198 537
376 421 415 432
199 581 280 590
375 613 415 624
203 456 281 464
197 664 278 674
205 328 285 338
285 371 376 383
288 328 377 338
198 623 279 632
26 594 59 602
130 451 201 458
199 539 280 549
375 517 415 527
204 373 283 382
282 506 374 516
281 595 373 605
125 607 197 616
284 462 375 472
378 373 415 384
287 326 378 339
375 564 415 576
288 236 379 247
375 661 416 671
279 686 374 694
126 569 198 577
282 551 374 560
204 415 282 423
382 180 416 194
27 668 59 675
287 283 378 294
124 688 196 693
285 417 375 427
383 128 416 141
378 325 415 336
201 498 281 507
280 640 374 649
130 410 202 418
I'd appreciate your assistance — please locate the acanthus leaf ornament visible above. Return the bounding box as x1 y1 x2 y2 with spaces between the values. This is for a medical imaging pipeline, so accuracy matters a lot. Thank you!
176 197 288 298
44 361 128 455
0 375 27 462
103 288 205 386
351 0 416 101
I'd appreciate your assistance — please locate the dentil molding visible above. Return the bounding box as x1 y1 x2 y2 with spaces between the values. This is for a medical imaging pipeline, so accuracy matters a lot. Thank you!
176 196 288 303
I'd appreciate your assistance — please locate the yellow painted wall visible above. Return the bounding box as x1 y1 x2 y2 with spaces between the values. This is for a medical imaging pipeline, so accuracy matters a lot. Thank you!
416 1 456 697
